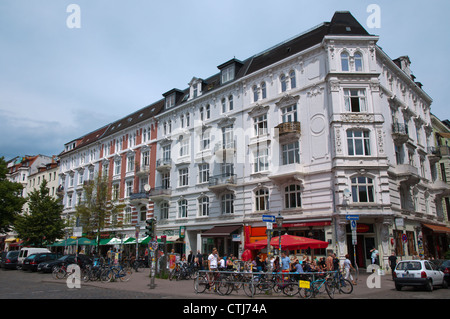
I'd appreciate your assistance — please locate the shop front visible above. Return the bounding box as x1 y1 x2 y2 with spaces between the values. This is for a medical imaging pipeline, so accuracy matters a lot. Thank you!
200 225 242 257
421 223 450 259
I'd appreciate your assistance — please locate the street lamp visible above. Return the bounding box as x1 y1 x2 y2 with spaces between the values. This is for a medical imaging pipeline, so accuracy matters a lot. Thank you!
275 212 284 265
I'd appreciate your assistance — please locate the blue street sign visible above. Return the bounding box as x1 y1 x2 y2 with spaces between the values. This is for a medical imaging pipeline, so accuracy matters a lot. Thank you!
350 220 357 229
346 215 359 221
262 215 276 223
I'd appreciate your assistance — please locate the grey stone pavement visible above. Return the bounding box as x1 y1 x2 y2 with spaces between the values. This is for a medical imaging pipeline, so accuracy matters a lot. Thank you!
43 269 404 299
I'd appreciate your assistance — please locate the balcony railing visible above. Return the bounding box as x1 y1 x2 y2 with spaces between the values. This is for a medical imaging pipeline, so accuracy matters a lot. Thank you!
156 158 172 171
275 121 301 135
149 186 172 197
391 123 409 144
208 173 237 187
214 141 236 153
129 192 148 200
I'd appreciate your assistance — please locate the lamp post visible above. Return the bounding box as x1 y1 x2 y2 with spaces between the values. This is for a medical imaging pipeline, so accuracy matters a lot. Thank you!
275 212 284 266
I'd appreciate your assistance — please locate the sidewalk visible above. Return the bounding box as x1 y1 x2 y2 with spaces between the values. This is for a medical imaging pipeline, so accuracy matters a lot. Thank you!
52 269 395 299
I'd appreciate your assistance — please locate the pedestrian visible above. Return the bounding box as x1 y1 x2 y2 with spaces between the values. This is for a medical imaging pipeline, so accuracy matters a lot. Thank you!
388 251 397 280
343 254 356 285
325 251 334 271
207 248 219 289
196 250 203 270
187 250 194 265
281 252 291 271
370 247 379 265
332 253 340 271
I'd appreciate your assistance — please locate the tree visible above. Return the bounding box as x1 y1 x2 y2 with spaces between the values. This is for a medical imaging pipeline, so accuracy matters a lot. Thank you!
14 179 65 247
0 157 26 234
75 173 125 253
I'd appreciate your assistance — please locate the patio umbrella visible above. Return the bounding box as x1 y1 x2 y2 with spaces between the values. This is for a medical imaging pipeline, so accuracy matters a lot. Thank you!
76 237 96 245
246 234 329 250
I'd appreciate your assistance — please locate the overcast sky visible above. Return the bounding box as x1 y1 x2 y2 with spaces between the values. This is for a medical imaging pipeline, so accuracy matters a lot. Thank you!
1 0 449 160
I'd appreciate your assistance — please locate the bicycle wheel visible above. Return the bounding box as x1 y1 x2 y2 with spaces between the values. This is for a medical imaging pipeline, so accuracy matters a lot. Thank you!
55 268 66 280
299 286 314 299
243 280 256 297
169 269 176 281
194 274 208 293
282 282 298 296
119 268 132 282
339 279 353 294
325 281 335 299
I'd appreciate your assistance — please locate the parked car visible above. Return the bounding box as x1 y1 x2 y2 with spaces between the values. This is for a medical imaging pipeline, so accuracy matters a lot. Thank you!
436 260 450 285
22 253 63 272
0 251 7 268
17 247 51 268
0 251 20 270
37 254 92 273
394 260 448 291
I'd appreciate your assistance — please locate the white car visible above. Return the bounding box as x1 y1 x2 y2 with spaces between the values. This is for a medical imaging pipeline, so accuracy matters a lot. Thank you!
394 260 448 291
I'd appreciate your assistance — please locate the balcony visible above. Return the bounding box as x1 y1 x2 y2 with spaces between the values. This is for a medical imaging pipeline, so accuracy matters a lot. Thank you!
148 186 172 202
275 121 301 136
208 173 237 193
391 123 409 144
427 146 442 164
136 164 150 176
156 158 171 172
129 192 149 206
439 145 450 157
391 164 420 186
214 141 236 161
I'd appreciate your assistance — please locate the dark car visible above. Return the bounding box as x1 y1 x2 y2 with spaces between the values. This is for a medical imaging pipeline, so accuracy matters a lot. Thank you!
0 251 7 268
0 251 20 270
22 253 63 272
37 254 92 273
437 260 450 285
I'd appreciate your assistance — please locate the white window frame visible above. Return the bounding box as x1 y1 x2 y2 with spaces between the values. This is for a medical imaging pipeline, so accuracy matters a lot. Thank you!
344 89 367 112
284 184 302 209
351 176 375 203
179 168 189 187
178 199 188 218
198 196 210 217
347 130 371 156
255 188 269 211
222 193 234 214
198 163 210 184
282 141 300 165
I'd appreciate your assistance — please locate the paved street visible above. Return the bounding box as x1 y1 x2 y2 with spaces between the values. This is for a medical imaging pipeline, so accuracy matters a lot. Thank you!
1 268 449 300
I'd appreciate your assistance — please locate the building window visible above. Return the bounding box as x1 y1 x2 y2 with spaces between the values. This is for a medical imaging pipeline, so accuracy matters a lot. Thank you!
124 207 132 224
165 94 175 109
161 172 170 189
222 193 234 214
178 199 188 218
261 82 267 99
253 85 259 102
112 183 119 200
163 145 171 161
198 163 210 184
198 196 210 217
341 52 349 71
222 125 234 149
347 130 371 156
200 131 210 151
285 184 302 209
125 180 133 198
179 137 189 157
253 114 268 136
280 74 287 92
254 147 269 173
221 65 234 84
127 154 135 172
141 151 150 168
344 89 367 112
354 52 363 72
179 168 189 187
161 202 169 220
289 70 296 89
282 141 300 165
281 104 297 123
114 158 121 176
351 176 374 203
140 206 147 222
255 188 269 211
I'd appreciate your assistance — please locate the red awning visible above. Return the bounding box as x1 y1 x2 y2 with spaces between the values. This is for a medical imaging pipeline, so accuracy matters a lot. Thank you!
246 234 329 250
423 223 450 234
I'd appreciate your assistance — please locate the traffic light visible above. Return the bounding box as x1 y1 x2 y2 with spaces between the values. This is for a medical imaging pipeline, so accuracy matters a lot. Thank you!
145 218 156 238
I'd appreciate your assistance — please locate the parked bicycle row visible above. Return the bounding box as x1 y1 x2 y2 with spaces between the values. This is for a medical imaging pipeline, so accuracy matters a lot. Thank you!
193 270 354 299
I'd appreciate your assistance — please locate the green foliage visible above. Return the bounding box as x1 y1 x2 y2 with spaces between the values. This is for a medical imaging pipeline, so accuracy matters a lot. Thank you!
14 179 65 246
0 157 26 234
75 173 125 245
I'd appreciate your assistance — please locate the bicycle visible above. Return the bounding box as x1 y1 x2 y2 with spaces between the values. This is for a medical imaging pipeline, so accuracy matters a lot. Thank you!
329 270 353 294
299 272 335 299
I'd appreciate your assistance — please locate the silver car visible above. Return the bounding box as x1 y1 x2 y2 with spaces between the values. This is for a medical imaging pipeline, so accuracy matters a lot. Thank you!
394 260 448 291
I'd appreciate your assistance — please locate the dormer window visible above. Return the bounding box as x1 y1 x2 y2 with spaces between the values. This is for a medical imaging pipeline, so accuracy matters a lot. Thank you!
165 94 175 109
221 65 235 84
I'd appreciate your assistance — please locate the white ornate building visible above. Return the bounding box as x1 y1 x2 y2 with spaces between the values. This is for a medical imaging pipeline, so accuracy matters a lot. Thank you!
151 11 449 266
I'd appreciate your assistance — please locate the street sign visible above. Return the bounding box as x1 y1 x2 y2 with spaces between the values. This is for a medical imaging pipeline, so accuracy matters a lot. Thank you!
262 215 276 223
266 222 273 230
350 220 357 230
402 234 408 243
346 215 359 221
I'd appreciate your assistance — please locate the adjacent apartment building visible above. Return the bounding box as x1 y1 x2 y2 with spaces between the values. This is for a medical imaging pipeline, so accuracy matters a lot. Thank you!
150 11 449 267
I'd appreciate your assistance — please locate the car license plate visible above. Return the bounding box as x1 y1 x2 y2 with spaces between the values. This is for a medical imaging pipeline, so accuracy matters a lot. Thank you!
402 274 414 278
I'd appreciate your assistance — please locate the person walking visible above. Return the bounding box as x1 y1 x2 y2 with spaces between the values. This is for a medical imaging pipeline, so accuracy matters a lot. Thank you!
207 248 219 290
281 252 291 271
343 254 356 285
196 250 203 270
325 251 334 271
388 251 397 280
370 247 379 265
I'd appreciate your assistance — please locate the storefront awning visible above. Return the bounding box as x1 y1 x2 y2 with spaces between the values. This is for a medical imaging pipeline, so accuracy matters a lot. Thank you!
423 223 450 234
202 225 241 237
